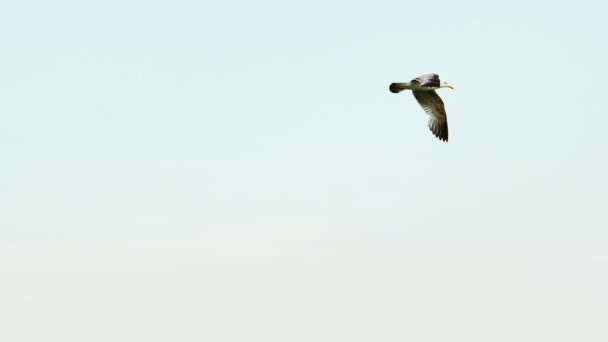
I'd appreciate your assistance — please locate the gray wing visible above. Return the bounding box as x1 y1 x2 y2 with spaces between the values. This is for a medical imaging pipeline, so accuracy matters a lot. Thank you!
412 90 448 142
413 73 440 88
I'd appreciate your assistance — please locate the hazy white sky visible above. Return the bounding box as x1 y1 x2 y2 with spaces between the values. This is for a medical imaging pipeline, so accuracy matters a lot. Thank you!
2 1 607 341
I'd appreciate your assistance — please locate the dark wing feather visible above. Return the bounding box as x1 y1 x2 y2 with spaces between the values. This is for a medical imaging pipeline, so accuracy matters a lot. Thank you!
412 90 449 142
413 73 441 88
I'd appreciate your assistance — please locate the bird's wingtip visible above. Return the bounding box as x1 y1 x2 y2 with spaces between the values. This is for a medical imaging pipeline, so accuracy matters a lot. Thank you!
389 83 408 93
429 121 449 142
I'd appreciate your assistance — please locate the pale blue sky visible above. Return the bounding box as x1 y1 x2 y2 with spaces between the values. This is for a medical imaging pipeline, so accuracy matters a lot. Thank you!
2 1 608 341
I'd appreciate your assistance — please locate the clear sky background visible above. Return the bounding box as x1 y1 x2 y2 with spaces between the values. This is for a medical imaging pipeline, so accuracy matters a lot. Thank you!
2 0 607 341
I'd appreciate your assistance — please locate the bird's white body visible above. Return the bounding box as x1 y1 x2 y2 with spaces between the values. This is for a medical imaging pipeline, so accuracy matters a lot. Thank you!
402 83 437 91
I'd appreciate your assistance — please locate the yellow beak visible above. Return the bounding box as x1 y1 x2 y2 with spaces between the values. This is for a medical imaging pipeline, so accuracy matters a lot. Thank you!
447 84 455 89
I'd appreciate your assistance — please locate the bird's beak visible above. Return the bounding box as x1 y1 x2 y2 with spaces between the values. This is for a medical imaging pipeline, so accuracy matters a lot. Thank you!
447 84 454 89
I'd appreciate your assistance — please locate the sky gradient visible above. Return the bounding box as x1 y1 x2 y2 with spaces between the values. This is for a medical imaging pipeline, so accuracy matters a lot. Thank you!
2 0 608 341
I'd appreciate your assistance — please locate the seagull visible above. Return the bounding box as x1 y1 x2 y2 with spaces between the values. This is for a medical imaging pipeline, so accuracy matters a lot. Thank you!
389 73 454 142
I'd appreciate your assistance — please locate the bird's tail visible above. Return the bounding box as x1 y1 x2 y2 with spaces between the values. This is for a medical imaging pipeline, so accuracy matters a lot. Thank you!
389 82 410 93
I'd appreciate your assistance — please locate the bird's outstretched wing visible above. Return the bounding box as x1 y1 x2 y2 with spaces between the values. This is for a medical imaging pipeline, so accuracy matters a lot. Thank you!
412 90 449 142
413 73 441 88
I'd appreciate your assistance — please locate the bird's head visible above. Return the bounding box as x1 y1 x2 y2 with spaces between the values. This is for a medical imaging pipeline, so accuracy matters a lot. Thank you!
441 81 454 89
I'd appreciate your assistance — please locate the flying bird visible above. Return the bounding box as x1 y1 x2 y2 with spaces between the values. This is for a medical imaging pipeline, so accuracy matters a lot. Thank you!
389 73 454 142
